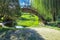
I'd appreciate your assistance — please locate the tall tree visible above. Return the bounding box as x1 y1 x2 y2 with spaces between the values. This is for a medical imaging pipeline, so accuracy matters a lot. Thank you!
31 0 60 22
0 0 21 27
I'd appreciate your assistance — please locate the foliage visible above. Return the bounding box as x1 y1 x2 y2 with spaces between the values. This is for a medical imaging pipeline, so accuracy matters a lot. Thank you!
16 13 39 27
31 0 60 22
0 0 21 20
0 0 21 27
31 0 52 21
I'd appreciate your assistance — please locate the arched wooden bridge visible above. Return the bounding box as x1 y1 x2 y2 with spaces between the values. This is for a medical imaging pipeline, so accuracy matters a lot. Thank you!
21 8 47 24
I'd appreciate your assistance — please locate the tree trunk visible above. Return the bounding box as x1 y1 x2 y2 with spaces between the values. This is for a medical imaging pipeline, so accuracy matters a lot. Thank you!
53 12 56 21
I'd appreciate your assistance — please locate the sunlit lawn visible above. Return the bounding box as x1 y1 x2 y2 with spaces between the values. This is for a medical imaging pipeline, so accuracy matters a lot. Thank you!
17 12 39 27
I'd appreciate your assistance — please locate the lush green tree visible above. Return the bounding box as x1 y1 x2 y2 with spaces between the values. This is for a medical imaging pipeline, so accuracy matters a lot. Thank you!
0 0 21 27
31 0 60 22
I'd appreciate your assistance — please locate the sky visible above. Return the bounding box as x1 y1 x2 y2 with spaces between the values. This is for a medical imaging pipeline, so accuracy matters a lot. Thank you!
19 0 31 7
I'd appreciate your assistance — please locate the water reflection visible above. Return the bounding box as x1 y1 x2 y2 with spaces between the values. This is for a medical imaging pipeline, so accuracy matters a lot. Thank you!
15 26 24 28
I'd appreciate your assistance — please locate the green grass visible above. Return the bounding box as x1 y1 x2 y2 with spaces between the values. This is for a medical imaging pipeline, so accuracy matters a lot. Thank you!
17 12 39 27
45 25 60 30
17 20 39 27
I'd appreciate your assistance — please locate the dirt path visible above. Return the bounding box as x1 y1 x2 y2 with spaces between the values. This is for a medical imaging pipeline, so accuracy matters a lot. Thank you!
0 27 60 40
30 27 60 40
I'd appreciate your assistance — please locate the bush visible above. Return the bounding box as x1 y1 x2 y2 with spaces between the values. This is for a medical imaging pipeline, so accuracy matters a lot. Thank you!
47 21 60 28
47 22 57 26
57 21 60 28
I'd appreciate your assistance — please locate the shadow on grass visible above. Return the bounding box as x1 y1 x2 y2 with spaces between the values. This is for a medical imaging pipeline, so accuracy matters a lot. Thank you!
0 28 45 40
